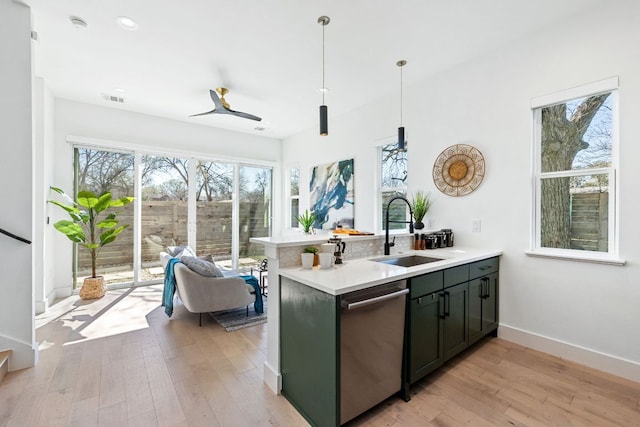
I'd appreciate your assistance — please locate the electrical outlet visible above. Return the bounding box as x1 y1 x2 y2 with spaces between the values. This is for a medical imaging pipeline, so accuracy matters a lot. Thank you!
472 219 481 232
426 218 434 229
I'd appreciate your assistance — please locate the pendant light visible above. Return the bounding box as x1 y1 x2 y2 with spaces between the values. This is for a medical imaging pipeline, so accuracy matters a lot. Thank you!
318 16 330 136
397 59 407 152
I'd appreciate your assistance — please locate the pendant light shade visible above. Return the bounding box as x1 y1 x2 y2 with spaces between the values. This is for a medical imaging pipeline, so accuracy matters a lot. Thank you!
320 105 328 136
397 60 407 152
318 16 330 136
398 126 405 152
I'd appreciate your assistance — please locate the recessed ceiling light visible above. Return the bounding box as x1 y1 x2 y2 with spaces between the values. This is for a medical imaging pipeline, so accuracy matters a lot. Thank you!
69 16 88 30
116 16 139 31
112 87 126 93
319 87 330 93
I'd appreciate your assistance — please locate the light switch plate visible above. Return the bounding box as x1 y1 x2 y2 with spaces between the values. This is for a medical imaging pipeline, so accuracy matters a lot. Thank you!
472 219 481 232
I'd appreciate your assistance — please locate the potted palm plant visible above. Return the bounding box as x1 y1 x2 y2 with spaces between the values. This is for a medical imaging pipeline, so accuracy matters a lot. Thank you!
296 209 316 234
411 191 432 230
48 187 134 300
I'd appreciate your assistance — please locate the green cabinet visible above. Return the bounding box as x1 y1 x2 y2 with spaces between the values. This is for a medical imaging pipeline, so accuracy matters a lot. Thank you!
280 277 340 427
407 265 469 385
407 257 499 390
409 290 443 383
442 281 469 361
468 257 499 345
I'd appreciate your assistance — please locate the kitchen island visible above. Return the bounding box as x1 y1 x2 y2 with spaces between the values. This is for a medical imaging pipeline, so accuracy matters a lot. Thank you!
251 233 502 426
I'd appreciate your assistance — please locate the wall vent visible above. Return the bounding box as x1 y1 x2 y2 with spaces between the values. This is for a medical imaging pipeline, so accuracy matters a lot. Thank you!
101 93 125 103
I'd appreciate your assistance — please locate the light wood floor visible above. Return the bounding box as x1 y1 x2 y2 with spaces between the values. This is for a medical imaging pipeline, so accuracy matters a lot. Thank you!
1 285 639 426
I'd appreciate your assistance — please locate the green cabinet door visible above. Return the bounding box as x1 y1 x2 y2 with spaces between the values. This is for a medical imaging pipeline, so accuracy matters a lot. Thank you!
468 272 499 345
409 292 443 384
483 272 499 334
442 281 468 361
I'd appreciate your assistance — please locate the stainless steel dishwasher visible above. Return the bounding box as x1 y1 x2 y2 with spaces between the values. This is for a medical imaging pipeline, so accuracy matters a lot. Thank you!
340 280 409 424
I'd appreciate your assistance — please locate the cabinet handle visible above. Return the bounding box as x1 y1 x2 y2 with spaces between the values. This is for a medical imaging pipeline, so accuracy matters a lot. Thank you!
346 288 409 310
439 293 446 319
481 277 490 298
444 291 451 317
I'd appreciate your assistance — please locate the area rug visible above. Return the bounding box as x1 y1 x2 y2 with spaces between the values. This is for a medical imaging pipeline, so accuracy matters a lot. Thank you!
210 298 267 332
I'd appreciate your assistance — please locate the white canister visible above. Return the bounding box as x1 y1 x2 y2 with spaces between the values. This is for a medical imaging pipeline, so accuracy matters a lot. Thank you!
318 252 334 269
301 253 314 269
320 243 335 253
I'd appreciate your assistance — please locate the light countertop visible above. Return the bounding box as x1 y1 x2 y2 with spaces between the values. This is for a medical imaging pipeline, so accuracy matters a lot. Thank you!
250 231 435 248
278 247 502 295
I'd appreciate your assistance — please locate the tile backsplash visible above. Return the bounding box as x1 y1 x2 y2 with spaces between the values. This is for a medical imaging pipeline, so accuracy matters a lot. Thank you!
278 235 413 268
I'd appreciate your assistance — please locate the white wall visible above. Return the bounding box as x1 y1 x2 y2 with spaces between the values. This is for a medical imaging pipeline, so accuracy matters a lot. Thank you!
0 1 37 370
48 99 282 295
283 1 640 380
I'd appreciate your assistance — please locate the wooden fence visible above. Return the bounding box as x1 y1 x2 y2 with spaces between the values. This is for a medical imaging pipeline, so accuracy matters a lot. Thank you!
78 200 269 271
570 192 608 251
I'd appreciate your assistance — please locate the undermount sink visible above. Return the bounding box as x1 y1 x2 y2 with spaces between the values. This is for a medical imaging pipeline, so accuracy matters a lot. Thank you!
372 255 443 267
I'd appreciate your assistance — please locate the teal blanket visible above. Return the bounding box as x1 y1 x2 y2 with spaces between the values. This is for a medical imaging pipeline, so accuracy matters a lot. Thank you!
240 275 264 314
162 258 181 317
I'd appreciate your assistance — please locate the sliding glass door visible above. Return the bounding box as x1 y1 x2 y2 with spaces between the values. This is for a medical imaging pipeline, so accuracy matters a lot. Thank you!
195 161 234 270
140 155 189 281
72 147 272 287
239 165 271 268
74 148 135 286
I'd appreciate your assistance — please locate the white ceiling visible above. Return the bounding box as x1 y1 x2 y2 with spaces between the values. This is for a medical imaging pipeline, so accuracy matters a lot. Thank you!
25 0 605 139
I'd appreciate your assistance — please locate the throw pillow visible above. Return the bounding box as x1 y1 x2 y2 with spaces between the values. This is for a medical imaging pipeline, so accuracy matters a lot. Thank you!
167 245 196 258
181 256 224 277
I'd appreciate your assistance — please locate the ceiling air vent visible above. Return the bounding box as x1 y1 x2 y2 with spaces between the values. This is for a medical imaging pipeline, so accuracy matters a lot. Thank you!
101 93 125 103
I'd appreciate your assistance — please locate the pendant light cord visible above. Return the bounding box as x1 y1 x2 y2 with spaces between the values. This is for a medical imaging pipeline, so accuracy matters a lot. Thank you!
400 64 403 126
322 22 326 105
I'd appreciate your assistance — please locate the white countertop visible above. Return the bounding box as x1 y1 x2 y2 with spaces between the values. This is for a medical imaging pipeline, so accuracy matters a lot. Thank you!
250 231 429 248
278 247 503 295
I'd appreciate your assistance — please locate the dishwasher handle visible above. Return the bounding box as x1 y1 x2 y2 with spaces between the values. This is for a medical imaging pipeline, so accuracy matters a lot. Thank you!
345 288 409 310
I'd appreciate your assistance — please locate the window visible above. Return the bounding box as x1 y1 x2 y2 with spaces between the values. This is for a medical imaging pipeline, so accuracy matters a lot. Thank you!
71 144 273 287
379 142 408 230
289 167 300 228
531 77 619 262
74 147 135 287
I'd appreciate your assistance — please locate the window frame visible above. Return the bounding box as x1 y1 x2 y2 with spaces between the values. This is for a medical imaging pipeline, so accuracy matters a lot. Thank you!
286 165 300 229
377 137 408 233
529 77 623 265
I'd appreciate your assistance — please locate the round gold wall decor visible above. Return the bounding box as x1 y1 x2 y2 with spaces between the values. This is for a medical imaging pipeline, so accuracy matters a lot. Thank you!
432 144 485 196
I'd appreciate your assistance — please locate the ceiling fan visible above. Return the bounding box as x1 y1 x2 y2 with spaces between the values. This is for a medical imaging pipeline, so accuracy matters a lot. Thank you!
190 87 262 121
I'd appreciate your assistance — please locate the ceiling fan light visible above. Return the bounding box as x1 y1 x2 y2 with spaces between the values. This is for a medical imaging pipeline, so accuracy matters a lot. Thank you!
320 105 328 136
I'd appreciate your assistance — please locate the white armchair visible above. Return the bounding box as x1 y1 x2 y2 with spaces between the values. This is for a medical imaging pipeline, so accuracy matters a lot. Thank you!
160 252 256 326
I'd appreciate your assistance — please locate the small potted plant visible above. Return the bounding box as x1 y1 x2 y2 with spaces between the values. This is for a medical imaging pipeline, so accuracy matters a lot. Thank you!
296 209 316 234
302 246 320 267
411 191 432 230
48 187 134 300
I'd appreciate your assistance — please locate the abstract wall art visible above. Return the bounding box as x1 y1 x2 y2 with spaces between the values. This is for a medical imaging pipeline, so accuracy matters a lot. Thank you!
310 159 354 230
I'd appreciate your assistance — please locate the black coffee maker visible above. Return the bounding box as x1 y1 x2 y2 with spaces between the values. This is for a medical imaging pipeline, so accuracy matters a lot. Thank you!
441 229 454 247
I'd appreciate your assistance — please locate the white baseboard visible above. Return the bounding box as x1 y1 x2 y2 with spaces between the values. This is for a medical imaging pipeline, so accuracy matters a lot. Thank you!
0 334 38 371
499 324 640 383
263 361 282 394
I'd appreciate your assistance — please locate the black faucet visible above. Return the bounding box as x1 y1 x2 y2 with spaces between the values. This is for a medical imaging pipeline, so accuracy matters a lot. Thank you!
384 195 414 255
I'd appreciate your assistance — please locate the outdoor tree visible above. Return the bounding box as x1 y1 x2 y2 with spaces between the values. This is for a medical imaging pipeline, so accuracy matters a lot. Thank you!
540 93 610 249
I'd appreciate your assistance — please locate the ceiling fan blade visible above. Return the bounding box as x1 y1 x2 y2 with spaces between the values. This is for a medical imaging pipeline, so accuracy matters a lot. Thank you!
188 109 216 117
228 109 262 121
209 89 225 110
190 88 261 121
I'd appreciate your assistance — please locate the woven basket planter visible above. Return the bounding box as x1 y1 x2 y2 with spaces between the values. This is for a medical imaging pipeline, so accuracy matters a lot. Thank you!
79 276 105 300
